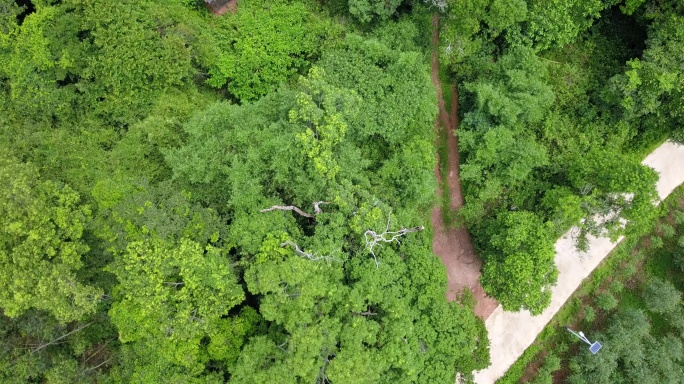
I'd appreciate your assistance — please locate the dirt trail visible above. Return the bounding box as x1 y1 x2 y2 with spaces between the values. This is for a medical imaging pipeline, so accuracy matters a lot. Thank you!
430 15 498 320
207 0 237 15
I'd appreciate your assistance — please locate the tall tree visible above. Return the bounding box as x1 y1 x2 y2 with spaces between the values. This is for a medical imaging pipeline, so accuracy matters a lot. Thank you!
107 237 244 376
0 155 101 323
480 211 557 314
207 0 332 102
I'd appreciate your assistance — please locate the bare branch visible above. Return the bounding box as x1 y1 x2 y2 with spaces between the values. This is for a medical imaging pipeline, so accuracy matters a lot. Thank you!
163 282 184 287
82 338 114 364
364 213 425 268
280 241 337 262
277 339 289 352
261 205 315 218
316 347 332 384
261 201 330 218
31 322 94 354
313 201 329 214
423 0 448 12
83 357 113 373
353 311 377 317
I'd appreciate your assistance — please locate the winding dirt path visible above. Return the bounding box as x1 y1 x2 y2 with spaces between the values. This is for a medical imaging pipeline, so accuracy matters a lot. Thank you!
430 15 498 320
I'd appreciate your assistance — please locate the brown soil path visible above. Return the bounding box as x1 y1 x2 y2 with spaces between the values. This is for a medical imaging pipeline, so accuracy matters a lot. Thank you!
430 14 498 320
206 0 237 15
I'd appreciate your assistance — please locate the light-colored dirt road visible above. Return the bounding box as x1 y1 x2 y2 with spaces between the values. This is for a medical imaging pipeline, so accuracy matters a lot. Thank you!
430 15 498 319
474 141 684 383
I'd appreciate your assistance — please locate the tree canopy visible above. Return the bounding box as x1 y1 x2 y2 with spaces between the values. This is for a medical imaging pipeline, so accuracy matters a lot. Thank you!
2 0 684 382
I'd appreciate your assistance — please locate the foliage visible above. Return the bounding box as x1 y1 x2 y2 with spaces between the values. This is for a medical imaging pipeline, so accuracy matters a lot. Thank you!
508 0 621 50
504 184 684 383
595 292 618 311
166 33 486 381
480 211 557 314
607 2 684 145
566 148 659 249
348 0 404 23
0 155 100 323
0 310 115 383
642 277 681 315
108 237 244 375
567 309 684 384
0 0 213 127
583 306 596 323
5 0 684 382
208 0 332 102
528 353 561 384
459 45 553 224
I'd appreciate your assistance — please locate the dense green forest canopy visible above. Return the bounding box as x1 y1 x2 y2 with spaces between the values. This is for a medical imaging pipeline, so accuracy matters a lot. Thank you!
1 0 683 382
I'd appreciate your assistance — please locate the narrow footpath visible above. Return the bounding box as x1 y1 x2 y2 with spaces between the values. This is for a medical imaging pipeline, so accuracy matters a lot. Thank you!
430 15 498 319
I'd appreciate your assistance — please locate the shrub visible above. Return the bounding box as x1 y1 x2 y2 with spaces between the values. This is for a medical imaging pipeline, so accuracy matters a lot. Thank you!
529 353 561 384
660 223 676 238
609 281 624 294
596 292 618 311
678 235 684 248
674 210 684 225
674 248 684 272
584 306 596 323
622 263 637 279
650 235 664 249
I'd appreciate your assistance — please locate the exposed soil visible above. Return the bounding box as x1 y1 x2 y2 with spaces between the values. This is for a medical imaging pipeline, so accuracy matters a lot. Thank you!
206 0 237 15
430 14 498 320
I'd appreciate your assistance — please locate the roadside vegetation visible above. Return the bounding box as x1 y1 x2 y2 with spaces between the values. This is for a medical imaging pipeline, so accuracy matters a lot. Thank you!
499 184 684 384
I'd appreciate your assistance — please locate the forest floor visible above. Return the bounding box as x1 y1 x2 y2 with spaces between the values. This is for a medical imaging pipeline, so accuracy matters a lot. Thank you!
429 14 498 320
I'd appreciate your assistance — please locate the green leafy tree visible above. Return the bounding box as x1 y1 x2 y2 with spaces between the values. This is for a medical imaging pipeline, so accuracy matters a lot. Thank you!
0 0 214 126
459 46 553 223
0 309 114 383
642 277 681 315
530 353 561 384
566 148 659 249
0 4 78 123
107 237 244 374
595 292 618 311
207 0 331 102
610 10 684 144
318 35 437 209
91 176 249 379
480 211 557 314
0 156 101 323
508 0 620 50
168 37 489 382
